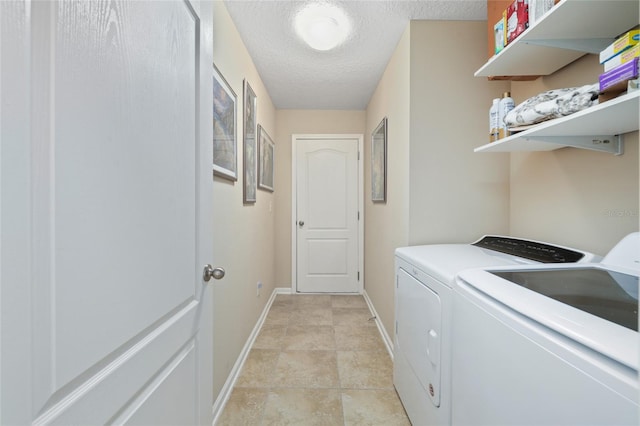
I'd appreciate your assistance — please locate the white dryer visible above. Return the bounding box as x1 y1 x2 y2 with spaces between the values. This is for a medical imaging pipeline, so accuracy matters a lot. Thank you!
394 236 597 426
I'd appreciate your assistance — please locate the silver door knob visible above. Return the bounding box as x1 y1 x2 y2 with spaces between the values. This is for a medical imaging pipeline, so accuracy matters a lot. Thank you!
203 264 225 282
298 221 305 227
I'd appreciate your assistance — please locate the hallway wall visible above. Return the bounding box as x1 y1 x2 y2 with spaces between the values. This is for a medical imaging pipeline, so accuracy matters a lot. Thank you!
364 21 511 342
212 1 277 399
407 21 511 246
364 26 412 342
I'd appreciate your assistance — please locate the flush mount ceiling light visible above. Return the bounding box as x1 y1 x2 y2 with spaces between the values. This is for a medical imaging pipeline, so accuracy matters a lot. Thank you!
294 3 351 51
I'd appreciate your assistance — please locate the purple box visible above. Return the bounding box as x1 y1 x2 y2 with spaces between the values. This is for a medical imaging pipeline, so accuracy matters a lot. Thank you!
599 57 639 92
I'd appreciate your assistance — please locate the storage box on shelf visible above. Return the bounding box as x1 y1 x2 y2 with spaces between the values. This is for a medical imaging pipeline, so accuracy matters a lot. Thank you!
487 0 512 59
478 0 640 78
599 29 640 99
600 58 639 92
599 79 638 103
506 0 529 44
599 29 640 64
603 43 640 73
494 15 506 55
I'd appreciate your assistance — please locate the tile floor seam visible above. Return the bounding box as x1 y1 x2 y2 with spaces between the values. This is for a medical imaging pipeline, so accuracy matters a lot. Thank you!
332 325 342 393
256 387 268 426
339 390 348 426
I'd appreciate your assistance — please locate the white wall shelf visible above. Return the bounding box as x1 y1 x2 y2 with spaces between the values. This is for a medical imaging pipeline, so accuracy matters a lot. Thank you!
475 0 640 77
474 91 639 155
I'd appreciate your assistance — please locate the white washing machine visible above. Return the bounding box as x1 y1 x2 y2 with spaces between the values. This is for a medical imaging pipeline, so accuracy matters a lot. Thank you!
394 236 597 426
452 233 639 425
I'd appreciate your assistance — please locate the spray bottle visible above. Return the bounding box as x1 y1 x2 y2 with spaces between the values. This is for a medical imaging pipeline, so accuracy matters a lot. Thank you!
489 98 500 142
498 92 515 139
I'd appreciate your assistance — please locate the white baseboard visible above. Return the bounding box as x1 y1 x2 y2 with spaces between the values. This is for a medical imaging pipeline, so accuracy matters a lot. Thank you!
211 287 291 425
363 290 394 361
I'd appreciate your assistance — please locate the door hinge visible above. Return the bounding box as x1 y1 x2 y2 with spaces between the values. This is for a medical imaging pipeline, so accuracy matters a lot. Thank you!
357 271 360 281
358 151 360 160
357 211 360 220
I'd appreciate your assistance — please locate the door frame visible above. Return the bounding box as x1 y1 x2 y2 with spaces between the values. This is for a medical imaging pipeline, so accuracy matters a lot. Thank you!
291 134 364 294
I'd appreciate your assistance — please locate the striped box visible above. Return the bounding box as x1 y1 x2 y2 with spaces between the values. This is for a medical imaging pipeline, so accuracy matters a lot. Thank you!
599 57 640 92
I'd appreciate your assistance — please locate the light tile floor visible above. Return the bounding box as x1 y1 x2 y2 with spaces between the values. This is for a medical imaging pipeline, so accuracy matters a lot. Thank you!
216 294 411 426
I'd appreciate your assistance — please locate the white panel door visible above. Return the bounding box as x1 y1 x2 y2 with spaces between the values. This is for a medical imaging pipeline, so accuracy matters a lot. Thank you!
295 137 360 293
0 0 214 424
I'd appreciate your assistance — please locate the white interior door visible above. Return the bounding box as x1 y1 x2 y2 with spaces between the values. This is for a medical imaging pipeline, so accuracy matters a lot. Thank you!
0 1 214 424
294 136 362 293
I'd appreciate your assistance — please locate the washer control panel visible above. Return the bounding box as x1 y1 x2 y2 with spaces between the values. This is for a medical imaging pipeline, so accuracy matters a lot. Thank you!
472 236 585 263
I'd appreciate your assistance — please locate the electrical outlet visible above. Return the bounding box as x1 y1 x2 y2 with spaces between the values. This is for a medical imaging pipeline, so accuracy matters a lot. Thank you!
257 281 262 297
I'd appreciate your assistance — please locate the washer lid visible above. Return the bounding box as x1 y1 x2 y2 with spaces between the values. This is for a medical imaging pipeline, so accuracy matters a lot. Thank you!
602 232 640 272
490 268 638 331
457 263 639 370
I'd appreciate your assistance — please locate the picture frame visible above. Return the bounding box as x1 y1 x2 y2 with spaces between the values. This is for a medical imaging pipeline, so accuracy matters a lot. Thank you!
258 124 275 192
212 64 237 181
371 117 387 203
243 79 257 203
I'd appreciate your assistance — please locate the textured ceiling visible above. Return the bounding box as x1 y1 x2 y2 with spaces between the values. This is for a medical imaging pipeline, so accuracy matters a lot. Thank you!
224 0 487 109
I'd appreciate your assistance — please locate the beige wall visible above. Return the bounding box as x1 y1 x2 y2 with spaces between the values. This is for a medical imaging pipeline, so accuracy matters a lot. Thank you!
364 21 511 341
509 54 639 255
211 1 277 398
364 26 411 340
408 20 510 245
274 110 366 286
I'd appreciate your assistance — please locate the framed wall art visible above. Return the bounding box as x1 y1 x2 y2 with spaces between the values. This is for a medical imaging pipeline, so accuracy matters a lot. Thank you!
212 64 237 181
258 125 274 192
371 117 387 203
243 79 257 203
